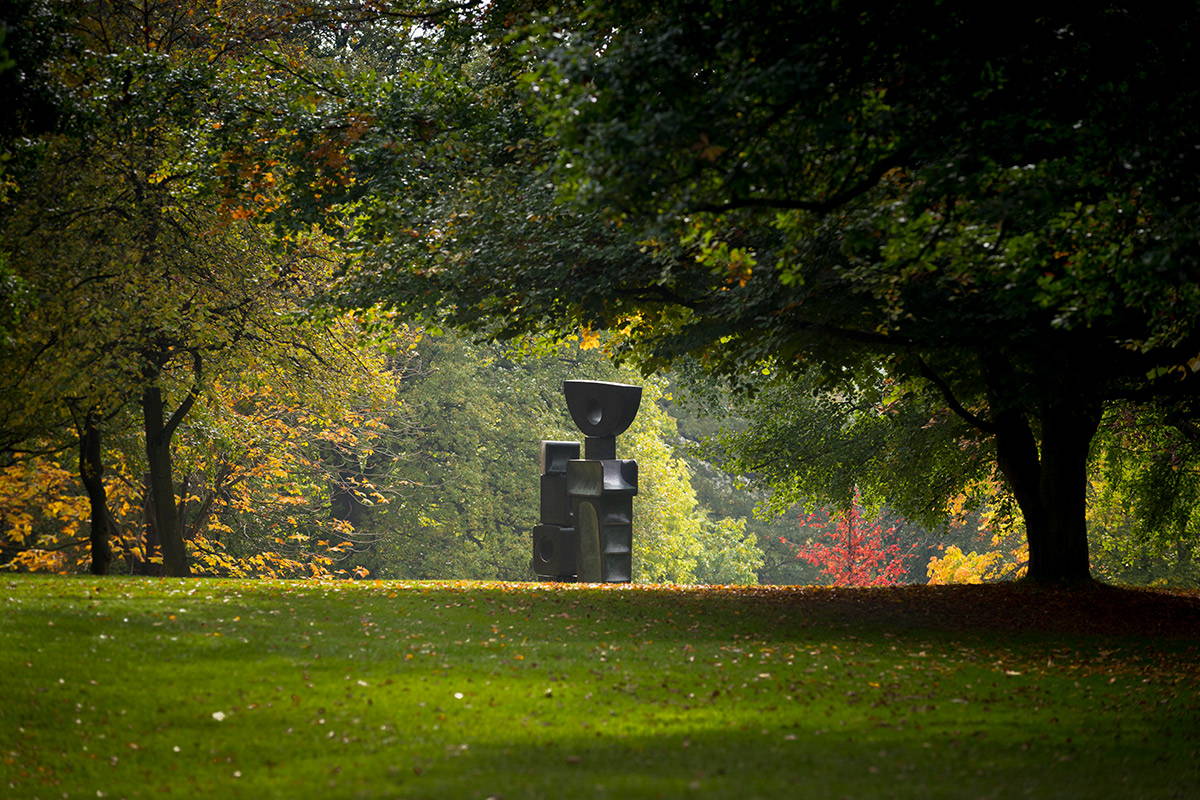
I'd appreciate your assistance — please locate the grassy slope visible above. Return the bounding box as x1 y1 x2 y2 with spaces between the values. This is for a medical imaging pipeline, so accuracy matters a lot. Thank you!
2 576 1198 799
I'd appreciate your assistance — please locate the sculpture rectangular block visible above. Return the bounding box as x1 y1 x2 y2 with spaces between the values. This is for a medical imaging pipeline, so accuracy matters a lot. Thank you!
532 523 578 579
539 473 572 526
531 440 580 580
540 440 580 474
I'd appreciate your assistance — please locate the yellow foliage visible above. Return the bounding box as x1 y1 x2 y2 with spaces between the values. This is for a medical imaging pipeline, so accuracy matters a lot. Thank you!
186 533 354 580
927 477 1027 584
4 549 70 573
0 450 150 573
928 545 1003 584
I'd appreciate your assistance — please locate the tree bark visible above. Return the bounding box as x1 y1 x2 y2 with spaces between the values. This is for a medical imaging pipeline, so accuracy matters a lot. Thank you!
991 398 1100 585
975 347 1100 585
138 350 202 578
76 411 112 576
142 385 190 577
1030 400 1100 583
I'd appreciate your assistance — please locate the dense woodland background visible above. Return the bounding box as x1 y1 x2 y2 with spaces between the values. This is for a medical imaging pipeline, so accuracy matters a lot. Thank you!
1 1 1198 587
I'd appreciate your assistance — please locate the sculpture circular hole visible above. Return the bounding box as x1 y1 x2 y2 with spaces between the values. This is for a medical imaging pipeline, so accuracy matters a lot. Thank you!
537 537 555 563
587 401 603 426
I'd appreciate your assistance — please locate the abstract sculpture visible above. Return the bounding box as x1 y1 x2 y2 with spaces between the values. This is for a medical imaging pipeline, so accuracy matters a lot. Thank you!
532 380 641 582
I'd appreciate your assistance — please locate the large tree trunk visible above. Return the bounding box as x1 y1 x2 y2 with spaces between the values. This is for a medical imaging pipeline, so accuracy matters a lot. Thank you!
992 398 1100 584
142 385 190 577
1030 400 1099 583
76 411 112 576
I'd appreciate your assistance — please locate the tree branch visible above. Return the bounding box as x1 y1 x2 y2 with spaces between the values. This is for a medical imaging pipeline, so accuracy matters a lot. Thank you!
324 1 484 22
162 350 202 440
915 356 997 434
692 149 910 217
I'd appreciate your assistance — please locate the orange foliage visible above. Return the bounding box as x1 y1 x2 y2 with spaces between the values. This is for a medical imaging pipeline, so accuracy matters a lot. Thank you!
0 454 141 573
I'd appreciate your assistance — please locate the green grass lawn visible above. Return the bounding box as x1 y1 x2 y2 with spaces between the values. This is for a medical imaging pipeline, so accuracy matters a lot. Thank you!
2 576 1198 799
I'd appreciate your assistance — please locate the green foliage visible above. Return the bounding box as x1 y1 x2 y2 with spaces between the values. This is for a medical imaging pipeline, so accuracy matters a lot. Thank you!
513 0 1200 415
1087 405 1200 587
707 369 993 528
686 461 817 586
692 516 763 585
664 373 821 585
622 388 762 585
348 2 1200 582
374 332 762 584
619 397 706 584
372 333 560 579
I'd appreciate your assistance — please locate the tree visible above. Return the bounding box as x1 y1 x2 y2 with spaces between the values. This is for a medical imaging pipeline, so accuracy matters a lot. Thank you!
1085 405 1200 587
0 311 415 578
692 517 764 586
68 405 113 575
784 496 914 587
355 2 1200 583
169 314 417 579
925 479 1028 584
1 1 410 575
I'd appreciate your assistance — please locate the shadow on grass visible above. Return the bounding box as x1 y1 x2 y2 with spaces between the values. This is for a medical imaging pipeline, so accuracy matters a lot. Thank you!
4 576 1200 798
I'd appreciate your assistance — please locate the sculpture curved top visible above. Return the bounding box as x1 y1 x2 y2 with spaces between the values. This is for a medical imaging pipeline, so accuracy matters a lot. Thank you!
563 380 642 438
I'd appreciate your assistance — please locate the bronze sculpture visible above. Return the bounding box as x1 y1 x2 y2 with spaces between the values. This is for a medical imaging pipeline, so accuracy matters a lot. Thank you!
532 380 641 582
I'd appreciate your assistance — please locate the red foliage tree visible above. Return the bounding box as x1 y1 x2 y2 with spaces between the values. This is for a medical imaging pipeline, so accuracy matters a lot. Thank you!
786 497 914 586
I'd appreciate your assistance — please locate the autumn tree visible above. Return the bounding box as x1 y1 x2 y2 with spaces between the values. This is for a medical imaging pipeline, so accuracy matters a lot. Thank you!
0 310 418 578
783 497 914 587
165 314 418 578
923 479 1028 585
0 1 418 574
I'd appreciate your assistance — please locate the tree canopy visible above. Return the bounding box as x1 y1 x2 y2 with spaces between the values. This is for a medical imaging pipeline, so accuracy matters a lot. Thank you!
5 1 1200 585
347 1 1200 583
